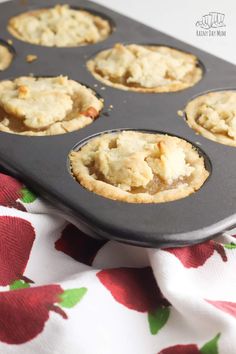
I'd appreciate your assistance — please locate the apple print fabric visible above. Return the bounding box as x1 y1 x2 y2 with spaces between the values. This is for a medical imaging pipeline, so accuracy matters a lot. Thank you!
0 173 236 353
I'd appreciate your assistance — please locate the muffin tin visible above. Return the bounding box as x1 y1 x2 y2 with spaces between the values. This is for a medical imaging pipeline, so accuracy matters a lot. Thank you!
0 0 236 248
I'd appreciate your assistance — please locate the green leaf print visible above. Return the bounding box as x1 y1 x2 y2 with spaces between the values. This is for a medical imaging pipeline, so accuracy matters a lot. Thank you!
10 279 30 290
200 333 220 354
148 306 170 335
20 187 37 203
59 288 87 308
224 243 236 250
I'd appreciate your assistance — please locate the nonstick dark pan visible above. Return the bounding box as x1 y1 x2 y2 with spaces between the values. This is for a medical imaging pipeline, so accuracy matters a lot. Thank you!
0 0 236 248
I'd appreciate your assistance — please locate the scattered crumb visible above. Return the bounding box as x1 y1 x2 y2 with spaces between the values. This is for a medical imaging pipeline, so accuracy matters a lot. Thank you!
109 104 113 109
195 142 202 146
18 85 30 99
7 39 13 45
177 110 184 117
101 86 106 90
26 54 38 63
94 84 98 87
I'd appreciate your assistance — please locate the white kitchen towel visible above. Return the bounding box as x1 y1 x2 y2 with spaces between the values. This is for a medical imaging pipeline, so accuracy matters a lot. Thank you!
0 172 236 354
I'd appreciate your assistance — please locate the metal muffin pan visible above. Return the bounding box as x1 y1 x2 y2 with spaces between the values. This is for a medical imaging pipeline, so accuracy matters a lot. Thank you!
0 0 236 248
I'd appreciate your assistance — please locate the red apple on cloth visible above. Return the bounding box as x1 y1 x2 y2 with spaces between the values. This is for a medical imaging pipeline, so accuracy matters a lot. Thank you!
0 173 36 210
0 216 35 286
0 174 26 211
97 267 170 334
0 284 87 344
158 344 200 354
157 333 220 354
207 299 236 318
55 223 107 266
164 241 227 268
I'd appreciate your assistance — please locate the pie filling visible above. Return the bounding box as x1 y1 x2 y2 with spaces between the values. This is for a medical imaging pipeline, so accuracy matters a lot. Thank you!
185 91 236 145
0 76 103 136
8 5 111 47
87 44 202 92
70 131 209 203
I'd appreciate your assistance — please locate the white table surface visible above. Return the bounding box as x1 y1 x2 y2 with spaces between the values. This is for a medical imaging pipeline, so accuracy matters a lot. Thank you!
93 0 236 65
0 0 235 65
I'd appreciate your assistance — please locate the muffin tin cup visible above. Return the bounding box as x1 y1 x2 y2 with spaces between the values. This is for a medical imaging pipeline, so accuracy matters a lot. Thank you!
184 88 236 147
0 0 236 248
86 42 205 93
7 5 115 48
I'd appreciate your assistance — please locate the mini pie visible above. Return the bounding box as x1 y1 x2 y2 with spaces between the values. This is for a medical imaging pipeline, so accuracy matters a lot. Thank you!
0 76 103 136
8 4 111 47
185 91 236 146
0 44 13 71
87 44 202 92
70 131 209 203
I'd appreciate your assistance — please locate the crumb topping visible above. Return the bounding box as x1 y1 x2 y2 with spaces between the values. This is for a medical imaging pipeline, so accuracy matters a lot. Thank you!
8 5 111 47
185 91 236 146
0 76 103 135
87 44 202 92
70 131 209 203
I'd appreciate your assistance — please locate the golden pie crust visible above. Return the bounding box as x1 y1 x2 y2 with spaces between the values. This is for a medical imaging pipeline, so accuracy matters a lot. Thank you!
0 76 103 136
8 4 111 47
87 44 202 93
0 44 13 71
185 91 236 146
70 131 209 203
